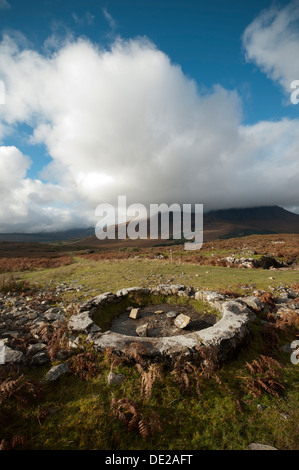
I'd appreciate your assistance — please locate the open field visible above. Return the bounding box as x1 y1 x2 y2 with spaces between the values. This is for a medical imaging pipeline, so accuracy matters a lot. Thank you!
0 234 298 450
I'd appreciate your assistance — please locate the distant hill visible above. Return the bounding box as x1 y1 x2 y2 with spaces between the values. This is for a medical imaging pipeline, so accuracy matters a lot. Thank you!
203 206 299 240
72 205 299 248
0 205 298 246
0 227 94 243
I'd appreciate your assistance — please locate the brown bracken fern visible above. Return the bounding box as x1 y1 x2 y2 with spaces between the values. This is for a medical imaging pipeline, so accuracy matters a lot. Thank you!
69 351 100 380
110 397 162 440
0 374 43 407
240 355 285 398
136 363 163 400
172 346 221 397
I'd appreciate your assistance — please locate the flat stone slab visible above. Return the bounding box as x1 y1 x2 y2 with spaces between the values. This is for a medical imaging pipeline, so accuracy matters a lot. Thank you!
174 314 191 329
68 312 94 332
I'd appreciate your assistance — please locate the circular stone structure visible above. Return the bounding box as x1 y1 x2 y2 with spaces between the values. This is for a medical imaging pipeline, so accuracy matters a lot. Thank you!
67 285 263 362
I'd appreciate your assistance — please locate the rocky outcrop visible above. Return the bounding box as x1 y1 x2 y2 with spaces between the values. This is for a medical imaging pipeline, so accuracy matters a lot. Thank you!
0 290 70 366
221 255 287 269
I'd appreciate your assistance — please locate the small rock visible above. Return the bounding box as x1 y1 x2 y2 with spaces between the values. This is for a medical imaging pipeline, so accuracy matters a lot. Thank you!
45 362 69 382
68 335 82 348
281 343 293 354
86 331 102 343
3 346 25 364
129 308 141 319
31 351 50 365
26 342 47 356
238 296 263 312
44 311 65 322
257 404 266 412
136 323 148 337
174 314 191 329
1 331 20 339
248 443 277 450
155 310 164 314
107 371 125 386
166 311 178 318
288 290 298 299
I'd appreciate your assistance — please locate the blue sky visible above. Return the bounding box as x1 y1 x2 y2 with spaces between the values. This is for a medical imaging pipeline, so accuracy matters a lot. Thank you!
2 0 297 127
0 0 298 231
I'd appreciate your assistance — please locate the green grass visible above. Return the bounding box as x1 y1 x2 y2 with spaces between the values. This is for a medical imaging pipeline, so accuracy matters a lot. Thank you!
1 256 298 450
2 328 298 450
15 257 299 304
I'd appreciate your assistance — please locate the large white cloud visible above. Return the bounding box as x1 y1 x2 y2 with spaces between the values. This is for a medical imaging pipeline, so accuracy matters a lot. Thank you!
243 0 299 94
0 29 298 232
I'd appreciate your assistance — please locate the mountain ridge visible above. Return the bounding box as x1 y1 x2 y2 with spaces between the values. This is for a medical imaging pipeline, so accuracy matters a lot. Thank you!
0 205 298 244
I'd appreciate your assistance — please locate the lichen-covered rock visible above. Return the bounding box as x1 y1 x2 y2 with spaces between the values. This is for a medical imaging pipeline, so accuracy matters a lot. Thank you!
3 346 25 364
174 314 191 329
68 312 94 333
45 362 69 381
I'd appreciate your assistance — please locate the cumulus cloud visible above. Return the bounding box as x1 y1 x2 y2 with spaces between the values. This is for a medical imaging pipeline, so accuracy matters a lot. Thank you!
243 0 299 94
0 31 298 232
0 146 92 232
